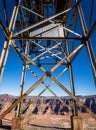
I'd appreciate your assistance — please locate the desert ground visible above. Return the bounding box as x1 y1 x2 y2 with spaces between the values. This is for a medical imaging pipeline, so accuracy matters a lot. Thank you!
0 95 96 129
0 113 96 130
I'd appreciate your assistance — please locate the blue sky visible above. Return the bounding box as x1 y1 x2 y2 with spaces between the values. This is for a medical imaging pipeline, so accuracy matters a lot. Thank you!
0 0 96 96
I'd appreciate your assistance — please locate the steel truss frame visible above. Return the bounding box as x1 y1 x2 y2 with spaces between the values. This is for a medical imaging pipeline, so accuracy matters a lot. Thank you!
0 0 96 123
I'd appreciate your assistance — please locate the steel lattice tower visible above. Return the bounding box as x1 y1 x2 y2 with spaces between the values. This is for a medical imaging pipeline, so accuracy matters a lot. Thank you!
0 0 96 129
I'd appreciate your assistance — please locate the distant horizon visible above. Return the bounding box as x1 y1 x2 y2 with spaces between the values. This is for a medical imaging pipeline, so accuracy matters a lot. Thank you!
0 93 96 98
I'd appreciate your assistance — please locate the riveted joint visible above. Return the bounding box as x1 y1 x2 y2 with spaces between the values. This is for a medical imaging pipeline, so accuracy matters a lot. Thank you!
46 71 51 77
38 64 41 67
67 62 71 68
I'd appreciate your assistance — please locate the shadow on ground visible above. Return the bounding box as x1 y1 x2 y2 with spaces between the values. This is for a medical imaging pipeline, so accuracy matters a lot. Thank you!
30 124 72 130
0 125 11 129
0 124 72 130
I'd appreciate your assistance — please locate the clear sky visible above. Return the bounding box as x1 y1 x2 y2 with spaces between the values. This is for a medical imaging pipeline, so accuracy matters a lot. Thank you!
0 0 96 97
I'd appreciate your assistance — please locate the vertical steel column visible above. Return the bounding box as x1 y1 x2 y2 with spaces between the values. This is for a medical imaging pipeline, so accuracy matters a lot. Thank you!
69 63 78 116
76 0 96 85
67 43 78 116
64 23 78 116
17 42 29 117
0 0 21 82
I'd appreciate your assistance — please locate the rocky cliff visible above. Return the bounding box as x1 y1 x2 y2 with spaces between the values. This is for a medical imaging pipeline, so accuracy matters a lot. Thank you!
0 94 96 115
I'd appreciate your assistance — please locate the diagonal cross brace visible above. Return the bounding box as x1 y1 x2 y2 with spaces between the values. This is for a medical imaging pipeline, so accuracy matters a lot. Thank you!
12 41 96 119
14 3 82 37
10 44 69 113
32 40 62 61
11 41 84 73
50 75 96 120
25 67 70 110
0 74 47 119
0 42 84 119
13 7 72 36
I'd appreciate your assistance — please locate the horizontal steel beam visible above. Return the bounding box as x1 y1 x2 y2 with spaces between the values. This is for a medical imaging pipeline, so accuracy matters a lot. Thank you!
11 36 84 40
